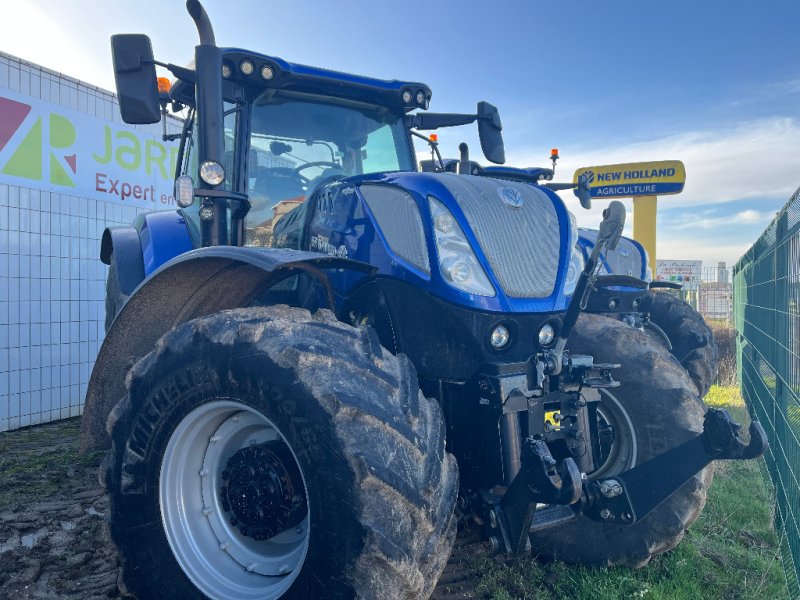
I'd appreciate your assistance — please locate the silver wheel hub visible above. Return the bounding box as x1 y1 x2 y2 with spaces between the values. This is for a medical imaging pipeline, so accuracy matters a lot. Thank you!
160 400 310 599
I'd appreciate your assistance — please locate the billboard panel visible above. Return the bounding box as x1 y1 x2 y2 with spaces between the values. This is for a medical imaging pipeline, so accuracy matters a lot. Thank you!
574 160 686 199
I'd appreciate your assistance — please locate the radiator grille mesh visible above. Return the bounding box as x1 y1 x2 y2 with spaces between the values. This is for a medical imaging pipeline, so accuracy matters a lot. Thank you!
436 174 560 298
359 184 430 273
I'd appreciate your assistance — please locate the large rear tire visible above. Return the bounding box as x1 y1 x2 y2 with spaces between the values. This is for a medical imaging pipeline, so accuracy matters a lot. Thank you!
104 306 458 599
641 290 719 398
530 313 712 567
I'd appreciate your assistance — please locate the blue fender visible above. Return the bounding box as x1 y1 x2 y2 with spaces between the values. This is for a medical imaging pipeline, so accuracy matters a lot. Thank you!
99 210 194 296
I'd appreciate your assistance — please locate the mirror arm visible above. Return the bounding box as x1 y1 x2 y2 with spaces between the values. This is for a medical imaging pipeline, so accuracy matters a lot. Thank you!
405 113 477 130
122 57 196 85
545 183 577 191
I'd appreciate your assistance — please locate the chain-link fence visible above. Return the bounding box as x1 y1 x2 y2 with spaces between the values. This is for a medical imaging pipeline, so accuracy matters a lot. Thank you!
733 185 800 597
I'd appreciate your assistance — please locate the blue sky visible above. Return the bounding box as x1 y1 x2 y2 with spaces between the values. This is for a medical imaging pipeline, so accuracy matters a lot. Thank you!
2 0 799 266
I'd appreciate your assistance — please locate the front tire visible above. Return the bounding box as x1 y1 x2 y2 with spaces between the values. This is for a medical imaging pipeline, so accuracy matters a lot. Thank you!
530 313 712 567
105 306 458 599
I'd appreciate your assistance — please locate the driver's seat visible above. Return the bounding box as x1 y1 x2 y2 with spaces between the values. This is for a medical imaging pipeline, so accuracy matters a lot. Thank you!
256 166 305 204
306 166 346 197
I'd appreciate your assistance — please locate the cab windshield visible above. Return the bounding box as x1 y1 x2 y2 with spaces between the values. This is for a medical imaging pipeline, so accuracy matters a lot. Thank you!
246 93 413 245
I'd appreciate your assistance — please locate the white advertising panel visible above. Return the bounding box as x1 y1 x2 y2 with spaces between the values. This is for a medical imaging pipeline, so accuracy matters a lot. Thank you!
656 259 702 291
0 88 179 207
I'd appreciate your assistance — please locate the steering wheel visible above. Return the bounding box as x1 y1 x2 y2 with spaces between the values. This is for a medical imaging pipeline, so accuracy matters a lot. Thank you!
293 161 344 183
256 166 306 184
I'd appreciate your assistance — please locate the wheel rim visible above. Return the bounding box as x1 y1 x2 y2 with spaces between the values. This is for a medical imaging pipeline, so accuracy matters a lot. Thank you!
590 389 638 479
160 400 310 599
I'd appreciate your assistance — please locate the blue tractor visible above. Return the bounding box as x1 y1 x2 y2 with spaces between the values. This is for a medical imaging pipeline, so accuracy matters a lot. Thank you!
79 2 763 598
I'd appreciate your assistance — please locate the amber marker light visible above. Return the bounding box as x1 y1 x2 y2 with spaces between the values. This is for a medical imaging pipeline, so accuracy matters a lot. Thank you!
157 77 171 94
429 133 438 142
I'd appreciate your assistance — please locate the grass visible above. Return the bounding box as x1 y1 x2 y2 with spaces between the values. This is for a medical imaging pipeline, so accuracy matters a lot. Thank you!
474 385 790 600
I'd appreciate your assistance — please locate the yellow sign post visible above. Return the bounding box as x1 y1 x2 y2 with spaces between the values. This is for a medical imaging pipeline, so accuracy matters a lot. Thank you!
573 160 686 273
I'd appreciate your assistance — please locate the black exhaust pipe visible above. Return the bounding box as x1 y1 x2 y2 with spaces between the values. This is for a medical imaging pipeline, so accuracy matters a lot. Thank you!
186 0 227 246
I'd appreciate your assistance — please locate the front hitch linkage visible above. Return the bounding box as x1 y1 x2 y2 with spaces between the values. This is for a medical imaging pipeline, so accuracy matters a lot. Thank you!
492 408 768 557
581 408 768 524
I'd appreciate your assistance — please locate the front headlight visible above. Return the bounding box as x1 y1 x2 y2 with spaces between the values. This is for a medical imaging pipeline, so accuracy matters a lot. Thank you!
429 196 495 297
564 246 584 296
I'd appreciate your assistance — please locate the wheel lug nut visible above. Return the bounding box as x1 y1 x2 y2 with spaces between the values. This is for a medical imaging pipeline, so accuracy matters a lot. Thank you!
219 542 229 551
202 507 211 516
199 468 209 477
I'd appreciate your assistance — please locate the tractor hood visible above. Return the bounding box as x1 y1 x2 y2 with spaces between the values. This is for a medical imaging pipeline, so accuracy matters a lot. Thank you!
347 171 577 313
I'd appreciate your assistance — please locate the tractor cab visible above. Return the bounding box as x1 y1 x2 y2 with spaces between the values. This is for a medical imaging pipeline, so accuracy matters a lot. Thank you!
114 34 504 251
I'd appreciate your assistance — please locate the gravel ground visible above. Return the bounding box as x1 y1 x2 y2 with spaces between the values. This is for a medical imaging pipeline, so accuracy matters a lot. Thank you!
0 418 486 599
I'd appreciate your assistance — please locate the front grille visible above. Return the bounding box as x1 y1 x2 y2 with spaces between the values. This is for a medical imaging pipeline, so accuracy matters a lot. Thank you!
436 174 561 298
359 184 430 273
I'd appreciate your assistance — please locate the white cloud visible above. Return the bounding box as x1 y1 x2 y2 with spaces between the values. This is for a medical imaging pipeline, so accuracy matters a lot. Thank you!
656 239 752 267
525 116 800 266
516 116 800 212
672 208 774 229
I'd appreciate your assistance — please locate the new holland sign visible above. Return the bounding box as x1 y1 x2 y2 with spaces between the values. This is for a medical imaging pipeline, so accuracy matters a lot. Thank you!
573 160 686 198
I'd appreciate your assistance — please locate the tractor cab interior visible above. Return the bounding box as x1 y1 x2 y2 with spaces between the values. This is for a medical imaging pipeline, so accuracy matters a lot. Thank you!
243 92 415 245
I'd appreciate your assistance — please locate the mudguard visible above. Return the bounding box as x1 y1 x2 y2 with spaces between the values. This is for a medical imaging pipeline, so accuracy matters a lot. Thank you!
79 247 375 452
100 227 145 296
99 211 194 296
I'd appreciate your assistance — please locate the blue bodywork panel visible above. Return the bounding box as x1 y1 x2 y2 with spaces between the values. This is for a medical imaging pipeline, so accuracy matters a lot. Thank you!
135 210 195 276
577 229 648 280
297 172 575 314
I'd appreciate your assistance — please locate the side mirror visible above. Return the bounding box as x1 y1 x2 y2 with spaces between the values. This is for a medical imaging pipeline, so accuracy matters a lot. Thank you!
477 101 505 164
111 34 161 124
575 173 592 209
597 200 626 252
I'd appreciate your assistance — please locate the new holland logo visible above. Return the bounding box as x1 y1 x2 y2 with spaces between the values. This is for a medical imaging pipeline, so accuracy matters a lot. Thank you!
498 187 524 208
583 170 595 184
0 96 77 186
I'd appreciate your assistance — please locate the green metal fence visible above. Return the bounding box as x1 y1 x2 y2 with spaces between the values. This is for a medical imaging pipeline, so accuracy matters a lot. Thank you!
734 184 800 597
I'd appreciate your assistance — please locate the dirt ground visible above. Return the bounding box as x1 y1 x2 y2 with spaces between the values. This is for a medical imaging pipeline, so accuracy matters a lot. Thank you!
0 419 118 599
0 418 486 599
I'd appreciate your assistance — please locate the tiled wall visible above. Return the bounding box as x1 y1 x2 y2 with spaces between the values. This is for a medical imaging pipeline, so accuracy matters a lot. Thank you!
0 187 143 430
0 52 181 432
